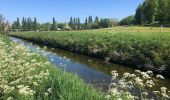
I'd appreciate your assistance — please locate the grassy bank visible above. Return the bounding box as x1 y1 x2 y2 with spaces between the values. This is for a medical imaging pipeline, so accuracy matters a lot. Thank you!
8 26 170 76
0 34 104 100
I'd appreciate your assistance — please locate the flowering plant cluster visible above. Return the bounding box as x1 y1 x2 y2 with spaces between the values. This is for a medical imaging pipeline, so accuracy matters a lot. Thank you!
106 70 170 100
0 37 52 100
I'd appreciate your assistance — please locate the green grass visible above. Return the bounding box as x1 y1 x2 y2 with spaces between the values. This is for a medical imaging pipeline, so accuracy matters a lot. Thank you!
0 34 104 100
8 26 170 76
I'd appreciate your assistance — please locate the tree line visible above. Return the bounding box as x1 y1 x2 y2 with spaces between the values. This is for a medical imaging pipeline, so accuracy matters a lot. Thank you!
69 16 118 30
120 0 170 25
11 16 118 31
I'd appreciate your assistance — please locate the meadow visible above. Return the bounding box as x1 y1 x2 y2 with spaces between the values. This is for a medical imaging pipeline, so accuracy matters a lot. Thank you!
0 34 104 100
9 26 170 76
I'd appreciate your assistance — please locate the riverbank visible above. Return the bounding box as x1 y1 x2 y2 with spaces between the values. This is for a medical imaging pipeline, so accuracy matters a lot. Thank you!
8 27 170 77
0 34 104 100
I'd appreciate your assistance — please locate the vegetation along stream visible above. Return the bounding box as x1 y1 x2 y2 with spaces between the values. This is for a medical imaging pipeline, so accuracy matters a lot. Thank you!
10 36 170 92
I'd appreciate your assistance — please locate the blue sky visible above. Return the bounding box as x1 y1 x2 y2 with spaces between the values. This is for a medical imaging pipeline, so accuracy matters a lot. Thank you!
0 0 144 23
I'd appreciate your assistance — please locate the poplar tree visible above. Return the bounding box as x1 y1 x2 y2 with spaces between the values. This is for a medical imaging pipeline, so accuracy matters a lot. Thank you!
69 17 73 29
73 17 76 30
85 18 88 29
33 17 37 31
94 16 99 23
51 17 56 31
16 17 20 29
78 18 80 30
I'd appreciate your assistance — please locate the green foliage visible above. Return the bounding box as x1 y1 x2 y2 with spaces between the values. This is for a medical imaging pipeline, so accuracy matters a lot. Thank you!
134 4 143 24
12 17 20 30
33 18 38 31
22 17 27 31
87 23 100 29
94 17 99 23
142 0 158 23
27 17 33 31
69 17 81 30
11 16 118 31
119 16 134 25
88 16 93 23
69 17 73 29
51 17 57 31
99 18 112 28
0 15 5 31
134 0 170 25
39 23 51 31
85 16 114 29
85 18 88 29
57 23 65 30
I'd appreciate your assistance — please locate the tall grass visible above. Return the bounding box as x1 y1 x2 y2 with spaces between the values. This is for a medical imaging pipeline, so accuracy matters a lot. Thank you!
0 34 104 100
9 27 170 76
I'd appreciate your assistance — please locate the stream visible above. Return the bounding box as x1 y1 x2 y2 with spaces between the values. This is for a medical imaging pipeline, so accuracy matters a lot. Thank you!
10 37 170 92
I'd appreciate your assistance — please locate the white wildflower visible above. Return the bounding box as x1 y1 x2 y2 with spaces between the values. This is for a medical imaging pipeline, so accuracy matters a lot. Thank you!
47 88 52 93
135 70 141 73
161 87 167 93
123 72 130 78
156 74 164 79
105 95 111 99
18 86 35 95
7 97 13 100
45 92 49 96
141 72 150 79
134 77 144 86
17 85 24 89
33 82 39 86
142 92 148 96
111 70 118 79
146 80 155 87
146 70 153 75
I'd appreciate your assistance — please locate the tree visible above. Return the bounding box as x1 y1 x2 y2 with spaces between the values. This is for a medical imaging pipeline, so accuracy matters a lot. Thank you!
78 18 80 30
57 23 65 30
134 4 143 24
27 17 33 31
51 17 56 31
75 18 78 30
88 16 93 23
16 17 20 29
33 17 38 31
85 18 88 29
0 14 5 31
156 0 168 22
94 16 99 23
134 0 170 24
22 17 26 31
12 18 21 30
73 17 76 30
119 15 134 25
167 0 170 21
109 18 119 27
69 17 73 29
99 18 111 28
142 0 158 23
40 23 51 31
87 23 100 29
